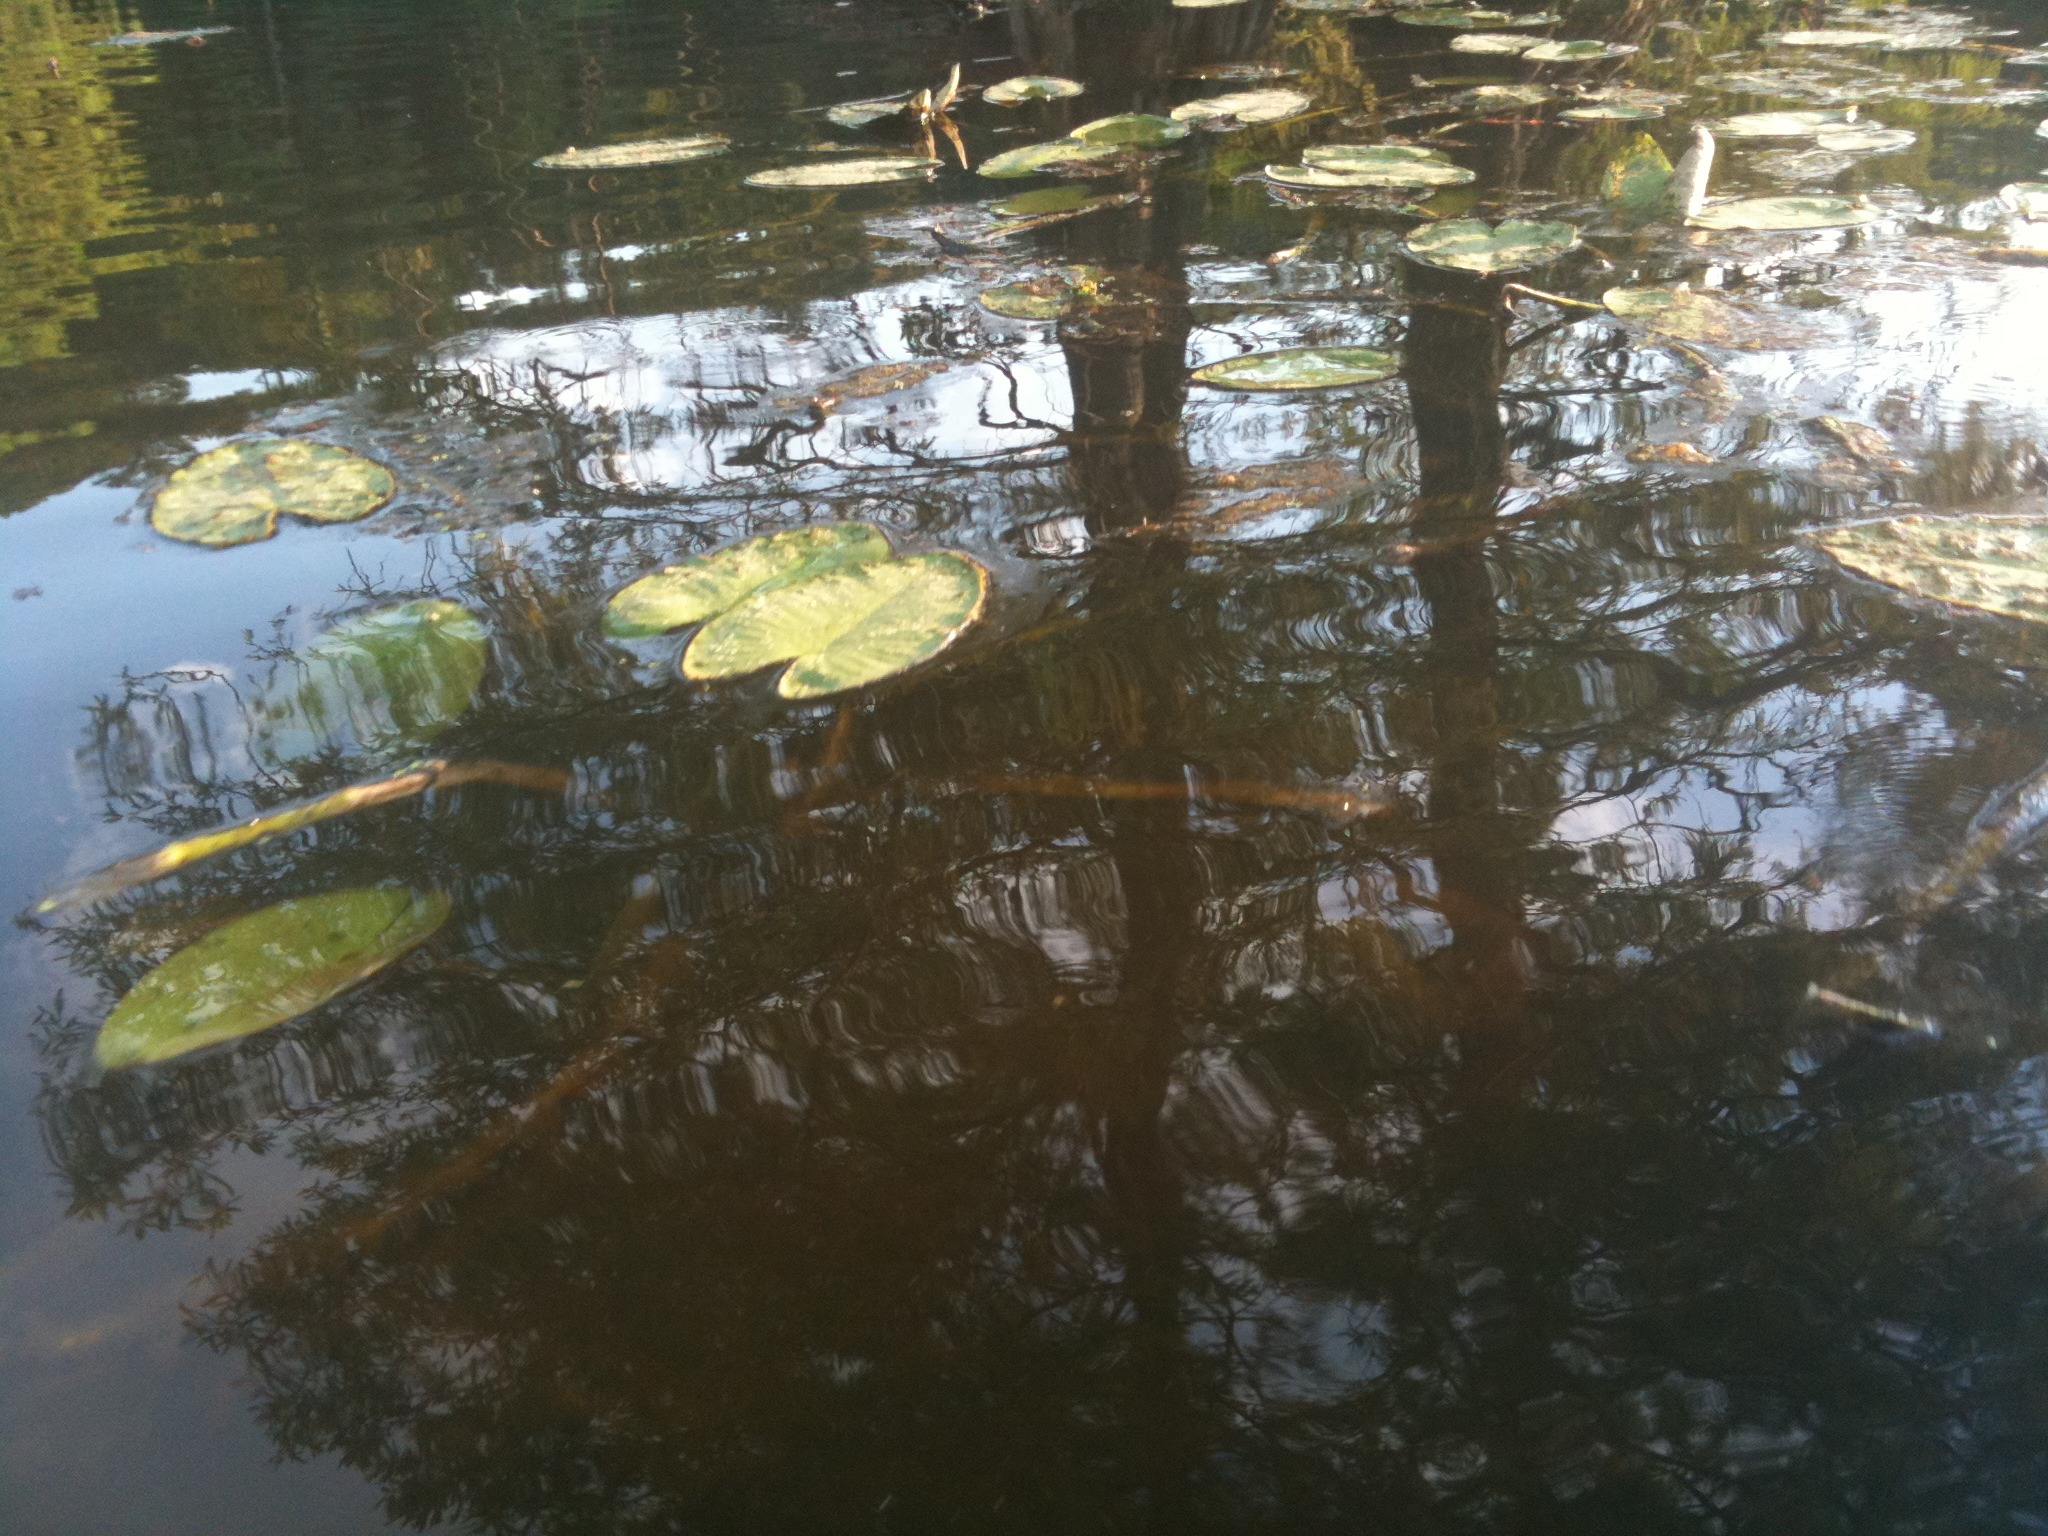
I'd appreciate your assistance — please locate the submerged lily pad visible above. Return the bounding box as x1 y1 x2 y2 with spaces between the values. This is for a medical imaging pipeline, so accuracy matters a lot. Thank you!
1171 89 1314 128
1400 218 1580 274
2001 183 2048 220
1562 102 1665 121
745 157 938 188
1070 113 1190 147
1524 39 1638 63
1450 32 1540 54
534 136 729 170
1812 125 1916 154
1191 346 1399 391
1688 195 1879 231
1815 516 2048 623
991 184 1108 217
607 524 892 637
685 551 988 699
96 887 448 1069
982 75 1085 105
258 600 489 758
1715 109 1853 139
977 139 1125 178
1602 133 1673 210
150 440 396 548
1601 285 1811 348
978 265 1109 320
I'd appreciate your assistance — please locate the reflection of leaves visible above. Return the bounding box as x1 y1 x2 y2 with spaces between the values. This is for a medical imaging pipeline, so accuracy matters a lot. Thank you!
1601 133 1673 210
97 887 448 1067
255 600 488 762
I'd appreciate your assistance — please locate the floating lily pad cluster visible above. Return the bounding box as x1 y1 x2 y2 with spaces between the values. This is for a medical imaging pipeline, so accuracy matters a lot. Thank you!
1688 195 1879 232
747 156 939 189
151 439 395 547
607 524 988 699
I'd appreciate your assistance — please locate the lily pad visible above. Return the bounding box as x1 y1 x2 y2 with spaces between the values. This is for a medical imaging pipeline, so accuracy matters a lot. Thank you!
826 93 916 129
1191 346 1399 391
982 75 1085 105
1398 8 1524 27
1173 0 1247 7
1715 109 1853 140
684 551 989 699
1171 89 1314 129
1812 125 1916 154
1602 133 1673 210
991 184 1109 217
96 887 449 1069
978 265 1110 320
1561 102 1665 121
1524 39 1638 63
1449 32 1540 54
150 440 396 548
1687 195 1879 231
1070 113 1190 148
1601 285 1805 348
607 524 892 637
257 600 489 758
1400 218 1580 275
1282 153 1473 189
1458 83 1553 108
977 139 1125 178
534 136 729 170
1774 29 1893 47
745 157 939 188
1814 516 2048 623
2001 183 2048 220
1304 144 1456 167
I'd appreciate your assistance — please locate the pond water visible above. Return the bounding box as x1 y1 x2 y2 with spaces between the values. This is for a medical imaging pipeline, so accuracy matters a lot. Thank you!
7 0 2048 1530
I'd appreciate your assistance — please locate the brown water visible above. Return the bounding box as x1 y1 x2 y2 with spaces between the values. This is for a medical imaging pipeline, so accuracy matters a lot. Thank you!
7 1 2048 1531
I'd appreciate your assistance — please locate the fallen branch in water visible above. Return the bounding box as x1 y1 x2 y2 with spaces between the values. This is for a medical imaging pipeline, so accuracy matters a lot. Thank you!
977 774 1386 823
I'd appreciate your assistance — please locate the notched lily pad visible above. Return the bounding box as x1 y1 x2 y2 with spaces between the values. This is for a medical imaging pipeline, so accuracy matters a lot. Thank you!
1284 149 1474 188
534 136 729 170
983 75 1085 105
977 139 1125 178
1401 218 1580 274
1171 89 1314 129
257 600 489 758
95 887 450 1069
1688 195 1879 231
1191 346 1399 391
1814 515 2048 623
1071 113 1190 147
606 524 892 637
684 550 989 699
1524 39 1638 63
1812 125 1915 154
150 440 396 548
746 157 939 188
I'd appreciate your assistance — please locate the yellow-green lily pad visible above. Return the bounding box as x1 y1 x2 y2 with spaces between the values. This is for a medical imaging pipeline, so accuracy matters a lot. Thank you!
1071 113 1189 147
606 524 892 638
1814 516 2048 623
1715 109 1852 139
1171 89 1314 129
745 157 938 188
1562 102 1665 122
1687 195 1879 231
1277 154 1472 189
534 136 729 170
1401 218 1580 274
1524 38 1638 63
1450 32 1540 54
982 75 1085 105
150 440 396 548
1191 346 1399 391
685 550 988 699
826 94 916 129
95 887 449 1068
977 139 1125 178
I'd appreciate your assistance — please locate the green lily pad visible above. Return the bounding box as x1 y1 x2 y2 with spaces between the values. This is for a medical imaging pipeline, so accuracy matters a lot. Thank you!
991 184 1108 217
150 440 396 548
1449 32 1540 54
1171 89 1314 129
977 139 1125 178
1458 83 1553 108
1400 218 1580 274
534 135 729 170
745 157 938 188
1264 163 1413 192
982 75 1085 105
1602 133 1673 210
684 550 988 699
1687 195 1879 231
1715 109 1852 139
1191 345 1399 391
1398 8 1513 26
1814 516 2048 623
1524 39 1638 63
1278 153 1473 188
1602 285 1802 348
1562 102 1665 121
978 266 1110 320
606 524 892 638
2002 183 2048 220
95 887 449 1069
1304 144 1456 167
1774 29 1893 47
1812 125 1916 154
825 93 915 129
257 600 489 759
1070 113 1190 148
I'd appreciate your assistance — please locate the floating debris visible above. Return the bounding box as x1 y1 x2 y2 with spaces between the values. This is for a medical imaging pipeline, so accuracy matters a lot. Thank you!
978 775 1384 821
92 26 233 46
2001 182 2048 220
1805 984 1940 1036
1773 30 1894 49
1814 416 1910 471
1898 754 2048 921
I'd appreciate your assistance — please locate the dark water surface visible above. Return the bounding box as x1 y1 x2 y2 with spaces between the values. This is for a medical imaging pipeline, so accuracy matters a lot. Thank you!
8 0 2048 1531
